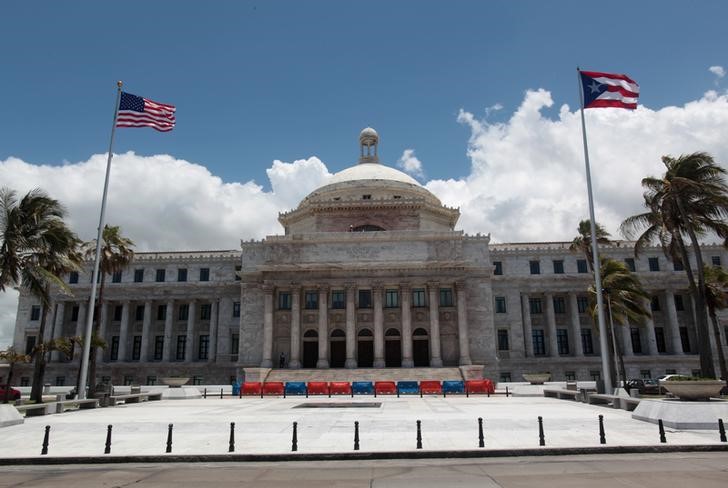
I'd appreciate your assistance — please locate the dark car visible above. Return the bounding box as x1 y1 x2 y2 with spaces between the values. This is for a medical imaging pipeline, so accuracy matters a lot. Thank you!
0 385 21 401
625 379 661 395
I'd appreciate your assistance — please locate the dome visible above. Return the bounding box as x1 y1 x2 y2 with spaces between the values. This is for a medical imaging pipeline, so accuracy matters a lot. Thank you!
359 126 378 140
326 162 420 187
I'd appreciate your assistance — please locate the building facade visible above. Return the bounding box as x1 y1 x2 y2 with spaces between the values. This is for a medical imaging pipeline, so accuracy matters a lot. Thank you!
9 128 728 386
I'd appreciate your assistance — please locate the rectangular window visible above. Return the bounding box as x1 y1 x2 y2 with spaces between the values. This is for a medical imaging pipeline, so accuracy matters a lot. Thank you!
439 288 453 307
640 369 651 379
624 258 636 272
412 288 426 307
553 260 564 274
557 329 569 355
590 370 601 381
110 336 119 361
132 336 142 360
332 290 346 309
157 304 166 321
25 336 37 355
200 304 211 320
199 267 210 281
575 259 587 273
712 256 722 267
112 271 122 283
529 260 541 275
553 296 565 314
532 329 546 356
55 376 65 386
233 301 240 318
651 296 660 311
499 372 512 382
135 305 144 321
630 327 642 354
192 376 203 385
134 268 144 282
529 297 542 314
113 305 123 321
235 265 242 281
153 336 164 360
176 336 186 360
655 327 666 353
495 296 507 314
385 289 398 308
178 304 189 321
665 368 677 375
673 260 684 271
69 271 79 284
565 371 576 381
493 261 503 275
177 268 187 282
30 305 41 321
358 290 372 309
679 326 691 352
146 376 157 386
577 296 589 314
581 328 594 354
304 291 318 310
155 269 166 282
674 294 685 311
199 335 210 360
231 333 239 361
278 292 292 310
497 329 509 350
648 257 660 271
123 375 134 386
71 305 79 322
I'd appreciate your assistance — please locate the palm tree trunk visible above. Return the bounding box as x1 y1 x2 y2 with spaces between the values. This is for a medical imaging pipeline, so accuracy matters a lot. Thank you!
30 298 50 403
709 307 728 387
615 327 628 389
2 365 13 403
87 274 106 396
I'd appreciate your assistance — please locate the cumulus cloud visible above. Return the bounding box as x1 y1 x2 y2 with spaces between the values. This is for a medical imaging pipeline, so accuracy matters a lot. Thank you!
709 65 725 81
397 149 424 178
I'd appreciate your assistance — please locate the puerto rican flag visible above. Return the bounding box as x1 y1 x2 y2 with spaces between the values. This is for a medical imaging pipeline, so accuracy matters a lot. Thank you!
580 70 639 109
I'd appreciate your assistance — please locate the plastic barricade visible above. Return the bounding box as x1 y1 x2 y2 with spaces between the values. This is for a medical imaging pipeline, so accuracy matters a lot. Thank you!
442 380 465 396
241 382 262 396
466 379 495 396
352 381 374 395
329 381 352 396
374 381 397 396
232 381 241 396
262 382 285 396
419 380 442 395
284 381 308 397
307 382 329 396
397 381 420 396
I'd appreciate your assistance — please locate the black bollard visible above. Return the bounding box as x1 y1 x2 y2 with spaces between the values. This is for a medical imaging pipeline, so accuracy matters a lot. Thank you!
658 419 667 443
305 387 308 399
598 415 606 444
354 421 360 451
41 425 50 455
416 420 422 449
204 388 207 399
292 421 298 452
478 417 484 448
719 418 727 443
506 386 509 397
220 388 223 399
239 387 242 399
166 423 173 453
420 387 423 398
538 416 545 446
229 422 235 452
104 424 113 454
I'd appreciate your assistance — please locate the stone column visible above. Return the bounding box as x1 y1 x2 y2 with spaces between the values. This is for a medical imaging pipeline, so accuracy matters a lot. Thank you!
51 301 65 361
185 300 196 362
344 284 357 368
163 300 174 362
141 301 152 361
522 294 534 357
261 285 274 368
289 287 302 369
545 294 558 357
568 293 583 356
621 323 634 356
665 289 683 355
401 283 414 367
75 302 87 338
96 302 108 362
455 281 472 365
209 299 219 362
428 282 443 367
643 298 659 355
317 286 329 368
118 301 130 362
373 284 385 368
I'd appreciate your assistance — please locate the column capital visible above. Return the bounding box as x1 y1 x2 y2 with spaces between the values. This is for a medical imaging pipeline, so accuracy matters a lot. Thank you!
454 281 466 291
262 283 275 294
399 282 412 292
344 282 356 291
317 284 330 293
290 284 302 293
371 281 384 292
427 281 440 289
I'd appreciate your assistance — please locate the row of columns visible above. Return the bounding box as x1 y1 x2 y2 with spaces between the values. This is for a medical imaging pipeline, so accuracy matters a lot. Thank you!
260 282 471 369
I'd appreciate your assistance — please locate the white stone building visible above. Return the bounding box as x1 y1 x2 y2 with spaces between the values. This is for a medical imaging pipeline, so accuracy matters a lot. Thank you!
9 128 728 386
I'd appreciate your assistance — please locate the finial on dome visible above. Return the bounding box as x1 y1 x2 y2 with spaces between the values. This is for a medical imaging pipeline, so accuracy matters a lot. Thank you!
358 127 379 164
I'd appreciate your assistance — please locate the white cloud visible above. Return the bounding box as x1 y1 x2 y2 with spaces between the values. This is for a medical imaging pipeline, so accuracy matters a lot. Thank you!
397 149 424 178
709 65 726 80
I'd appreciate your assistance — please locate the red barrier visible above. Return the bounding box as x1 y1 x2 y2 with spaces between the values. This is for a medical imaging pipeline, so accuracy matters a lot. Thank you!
262 382 285 396
241 382 262 396
419 380 442 395
329 382 352 395
307 382 329 395
465 379 495 395
374 381 397 395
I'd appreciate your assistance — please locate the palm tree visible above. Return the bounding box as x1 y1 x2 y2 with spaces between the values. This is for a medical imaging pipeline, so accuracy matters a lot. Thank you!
0 347 30 403
621 152 728 378
570 219 612 271
588 258 651 388
82 225 134 395
704 265 728 385
0 187 83 402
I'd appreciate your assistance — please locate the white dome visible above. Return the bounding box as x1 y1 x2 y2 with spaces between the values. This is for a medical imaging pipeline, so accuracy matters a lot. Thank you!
360 127 378 138
327 162 420 186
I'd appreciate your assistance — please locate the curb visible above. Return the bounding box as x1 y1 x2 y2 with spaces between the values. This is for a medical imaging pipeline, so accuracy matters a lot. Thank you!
1 444 727 465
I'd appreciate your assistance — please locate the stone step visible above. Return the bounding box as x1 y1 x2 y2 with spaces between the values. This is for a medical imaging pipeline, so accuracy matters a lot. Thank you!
263 368 464 383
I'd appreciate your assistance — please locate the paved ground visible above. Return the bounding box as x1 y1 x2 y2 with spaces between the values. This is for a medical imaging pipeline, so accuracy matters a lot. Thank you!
1 452 727 487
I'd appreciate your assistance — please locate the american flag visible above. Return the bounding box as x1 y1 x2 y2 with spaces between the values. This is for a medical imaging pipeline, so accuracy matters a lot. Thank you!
580 71 639 109
116 92 176 132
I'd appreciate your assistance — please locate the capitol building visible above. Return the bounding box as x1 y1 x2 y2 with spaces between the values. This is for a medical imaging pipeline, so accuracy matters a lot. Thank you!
10 128 728 386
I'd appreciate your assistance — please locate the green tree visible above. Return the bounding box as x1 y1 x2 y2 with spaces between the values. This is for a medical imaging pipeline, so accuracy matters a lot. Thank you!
569 219 612 271
704 265 728 385
621 152 728 378
0 347 30 403
0 187 83 402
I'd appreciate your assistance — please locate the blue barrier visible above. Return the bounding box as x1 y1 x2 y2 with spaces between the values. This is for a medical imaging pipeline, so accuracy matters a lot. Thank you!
284 382 307 396
442 380 465 395
397 381 419 395
352 381 374 395
232 381 241 396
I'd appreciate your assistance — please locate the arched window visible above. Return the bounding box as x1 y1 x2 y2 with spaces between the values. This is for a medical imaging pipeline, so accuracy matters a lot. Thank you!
385 328 400 337
413 328 428 337
303 330 318 338
352 224 385 232
330 329 346 338
358 329 373 337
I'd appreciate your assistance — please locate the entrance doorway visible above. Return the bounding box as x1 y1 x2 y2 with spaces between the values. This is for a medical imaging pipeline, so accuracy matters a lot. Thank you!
357 329 374 367
302 329 318 368
412 328 430 367
330 329 346 368
384 328 402 367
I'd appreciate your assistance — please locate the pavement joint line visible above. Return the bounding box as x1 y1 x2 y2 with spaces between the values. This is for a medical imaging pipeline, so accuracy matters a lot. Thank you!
1 444 727 466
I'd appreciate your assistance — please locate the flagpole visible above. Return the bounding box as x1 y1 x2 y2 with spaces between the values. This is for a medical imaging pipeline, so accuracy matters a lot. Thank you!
77 81 123 400
577 67 613 393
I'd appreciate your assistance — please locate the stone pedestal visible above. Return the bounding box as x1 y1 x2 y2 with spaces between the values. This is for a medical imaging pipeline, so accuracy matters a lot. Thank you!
161 387 202 400
632 398 728 429
0 404 23 428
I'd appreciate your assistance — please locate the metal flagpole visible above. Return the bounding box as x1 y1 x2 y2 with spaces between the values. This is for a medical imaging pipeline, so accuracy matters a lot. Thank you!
77 81 123 399
576 68 613 393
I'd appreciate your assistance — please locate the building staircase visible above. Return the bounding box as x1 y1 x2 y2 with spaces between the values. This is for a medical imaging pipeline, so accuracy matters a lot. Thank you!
262 367 464 383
